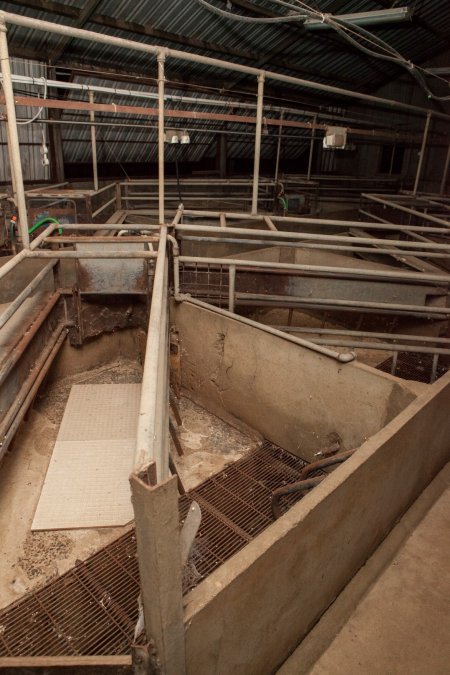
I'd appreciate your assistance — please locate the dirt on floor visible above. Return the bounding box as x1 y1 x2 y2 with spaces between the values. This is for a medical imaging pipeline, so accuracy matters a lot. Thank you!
171 394 258 491
0 359 257 610
0 358 141 610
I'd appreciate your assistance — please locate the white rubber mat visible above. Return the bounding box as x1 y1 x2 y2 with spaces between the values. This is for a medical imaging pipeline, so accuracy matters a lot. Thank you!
32 383 141 530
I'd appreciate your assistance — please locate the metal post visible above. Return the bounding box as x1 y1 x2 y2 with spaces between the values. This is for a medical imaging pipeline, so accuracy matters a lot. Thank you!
413 112 431 195
0 18 29 247
157 52 165 225
89 90 98 191
306 114 317 181
130 469 186 675
251 72 265 216
274 109 284 187
228 264 236 312
440 143 450 195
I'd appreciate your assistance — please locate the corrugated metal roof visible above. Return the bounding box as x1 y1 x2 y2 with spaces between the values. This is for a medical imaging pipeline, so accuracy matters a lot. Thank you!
2 1 449 169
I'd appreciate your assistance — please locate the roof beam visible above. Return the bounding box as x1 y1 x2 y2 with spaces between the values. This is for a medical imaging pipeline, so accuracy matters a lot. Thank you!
49 0 104 62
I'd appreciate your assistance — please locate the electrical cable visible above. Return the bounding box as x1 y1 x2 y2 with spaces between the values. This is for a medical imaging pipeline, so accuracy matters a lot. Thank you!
197 0 450 101
16 77 48 124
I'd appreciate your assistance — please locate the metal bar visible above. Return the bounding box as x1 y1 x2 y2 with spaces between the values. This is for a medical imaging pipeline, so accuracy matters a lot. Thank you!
233 292 450 318
431 353 439 383
175 295 355 363
180 209 450 233
178 235 450 258
89 90 98 191
25 250 157 259
440 144 450 196
0 291 60 387
228 264 236 313
0 325 68 461
251 73 264 216
177 254 450 284
0 17 29 247
306 115 317 182
45 235 158 243
274 339 450 356
2 10 447 121
135 226 168 476
158 52 165 226
274 109 284 187
413 112 431 195
362 193 450 229
0 260 57 329
91 196 116 217
270 325 450 345
0 657 132 668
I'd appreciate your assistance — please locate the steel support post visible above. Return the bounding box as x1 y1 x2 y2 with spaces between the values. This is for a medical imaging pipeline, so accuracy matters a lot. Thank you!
0 18 29 247
157 52 165 226
440 143 450 196
274 109 284 186
89 90 99 191
413 112 431 195
251 72 265 215
306 114 317 181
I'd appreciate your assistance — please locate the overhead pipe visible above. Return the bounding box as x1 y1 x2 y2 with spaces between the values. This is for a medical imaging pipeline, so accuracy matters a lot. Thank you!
251 73 265 216
0 11 448 122
89 91 99 191
0 17 29 247
157 52 165 226
413 112 432 195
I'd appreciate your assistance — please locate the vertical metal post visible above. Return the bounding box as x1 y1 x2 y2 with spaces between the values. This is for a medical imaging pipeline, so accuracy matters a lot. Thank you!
413 112 431 195
157 52 166 225
251 72 265 216
130 468 186 675
389 142 396 175
89 90 98 191
440 143 450 195
228 264 236 313
306 114 317 182
0 18 29 247
274 109 284 187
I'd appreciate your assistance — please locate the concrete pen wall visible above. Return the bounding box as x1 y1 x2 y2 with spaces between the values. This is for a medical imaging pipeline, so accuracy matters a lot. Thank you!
172 299 417 459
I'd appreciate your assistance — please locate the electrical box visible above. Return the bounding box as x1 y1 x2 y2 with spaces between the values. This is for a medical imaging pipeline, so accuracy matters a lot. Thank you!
323 126 348 149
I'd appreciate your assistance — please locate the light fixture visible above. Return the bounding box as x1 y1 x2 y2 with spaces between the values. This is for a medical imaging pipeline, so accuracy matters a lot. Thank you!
180 132 190 144
170 134 179 144
304 7 412 31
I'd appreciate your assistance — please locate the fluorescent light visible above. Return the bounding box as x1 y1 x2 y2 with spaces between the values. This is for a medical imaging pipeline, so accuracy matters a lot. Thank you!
304 7 412 30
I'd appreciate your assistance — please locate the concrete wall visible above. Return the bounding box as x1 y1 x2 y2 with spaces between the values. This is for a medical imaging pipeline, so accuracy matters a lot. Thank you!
172 300 417 459
183 370 450 675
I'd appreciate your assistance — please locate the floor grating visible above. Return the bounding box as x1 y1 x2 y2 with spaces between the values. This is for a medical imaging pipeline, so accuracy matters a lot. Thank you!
0 440 318 658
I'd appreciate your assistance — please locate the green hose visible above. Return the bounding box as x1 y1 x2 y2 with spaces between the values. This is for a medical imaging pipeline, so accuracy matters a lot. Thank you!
29 216 63 236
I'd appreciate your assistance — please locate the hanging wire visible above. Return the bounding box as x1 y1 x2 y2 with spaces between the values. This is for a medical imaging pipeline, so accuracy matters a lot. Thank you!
197 0 450 101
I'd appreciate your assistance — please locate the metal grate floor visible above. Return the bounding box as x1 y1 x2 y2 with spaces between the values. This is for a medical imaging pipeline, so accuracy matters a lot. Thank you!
0 441 315 658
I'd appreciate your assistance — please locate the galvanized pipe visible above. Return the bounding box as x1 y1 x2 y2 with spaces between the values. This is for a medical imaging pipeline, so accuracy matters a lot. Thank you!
89 90 99 191
177 254 450 284
0 18 29 247
177 233 450 256
175 295 356 363
234 292 450 318
413 112 432 195
0 324 68 457
273 109 284 187
0 260 57 329
228 264 236 312
440 143 450 196
135 226 168 478
157 52 165 226
180 208 450 233
306 115 317 182
361 194 450 229
1 11 447 121
25 250 157 259
271 325 450 345
251 73 265 216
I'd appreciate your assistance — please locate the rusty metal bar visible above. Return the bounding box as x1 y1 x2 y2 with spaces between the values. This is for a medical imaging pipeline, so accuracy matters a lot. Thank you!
0 260 57 329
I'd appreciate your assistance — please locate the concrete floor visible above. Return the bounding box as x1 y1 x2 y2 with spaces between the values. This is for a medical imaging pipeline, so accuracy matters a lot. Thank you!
279 462 450 675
